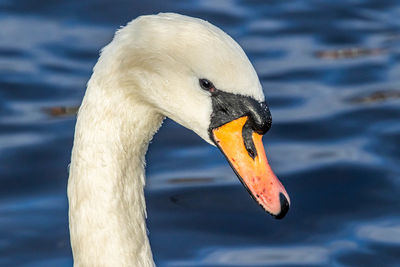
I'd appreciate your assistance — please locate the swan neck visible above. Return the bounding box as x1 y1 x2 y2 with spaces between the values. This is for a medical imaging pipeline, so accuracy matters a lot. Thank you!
68 78 163 266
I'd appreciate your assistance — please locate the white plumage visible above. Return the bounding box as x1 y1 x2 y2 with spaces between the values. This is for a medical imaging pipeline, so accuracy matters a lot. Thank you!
68 13 265 266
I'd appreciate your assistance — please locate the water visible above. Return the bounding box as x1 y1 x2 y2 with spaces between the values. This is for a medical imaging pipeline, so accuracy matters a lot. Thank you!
1 0 400 266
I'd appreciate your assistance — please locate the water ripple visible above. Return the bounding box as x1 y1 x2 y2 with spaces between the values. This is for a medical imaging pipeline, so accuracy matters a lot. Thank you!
1 0 400 266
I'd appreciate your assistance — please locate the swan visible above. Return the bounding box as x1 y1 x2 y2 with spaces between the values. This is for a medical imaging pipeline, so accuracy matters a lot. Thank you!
68 13 290 266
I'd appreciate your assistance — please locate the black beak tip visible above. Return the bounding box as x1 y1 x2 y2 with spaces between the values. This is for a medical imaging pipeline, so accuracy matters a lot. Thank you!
274 193 290 220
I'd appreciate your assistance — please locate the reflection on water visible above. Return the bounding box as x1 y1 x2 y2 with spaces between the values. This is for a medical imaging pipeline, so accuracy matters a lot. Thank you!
1 0 400 266
174 245 332 266
45 106 79 117
347 90 400 103
315 47 386 60
358 219 400 245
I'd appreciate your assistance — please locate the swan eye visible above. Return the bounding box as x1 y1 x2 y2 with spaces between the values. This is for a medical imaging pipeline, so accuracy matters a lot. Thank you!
199 78 215 92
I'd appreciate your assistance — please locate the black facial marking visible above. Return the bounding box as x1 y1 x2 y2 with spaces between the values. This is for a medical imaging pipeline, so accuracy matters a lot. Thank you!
208 88 272 138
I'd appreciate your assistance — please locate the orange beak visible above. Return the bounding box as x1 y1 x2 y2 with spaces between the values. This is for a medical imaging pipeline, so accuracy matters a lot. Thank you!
212 116 290 218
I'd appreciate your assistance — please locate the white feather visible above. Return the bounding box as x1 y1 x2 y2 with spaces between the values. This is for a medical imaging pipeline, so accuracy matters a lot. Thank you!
68 13 265 266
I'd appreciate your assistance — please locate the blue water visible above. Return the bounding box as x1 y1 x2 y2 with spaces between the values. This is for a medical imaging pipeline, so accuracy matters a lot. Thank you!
1 0 400 266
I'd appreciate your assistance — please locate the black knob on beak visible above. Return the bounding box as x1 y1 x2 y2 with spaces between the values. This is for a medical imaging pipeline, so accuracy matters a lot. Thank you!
208 89 272 137
246 101 272 135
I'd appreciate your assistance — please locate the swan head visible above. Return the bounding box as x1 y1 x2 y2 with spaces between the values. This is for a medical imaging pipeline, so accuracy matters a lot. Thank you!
107 13 290 218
